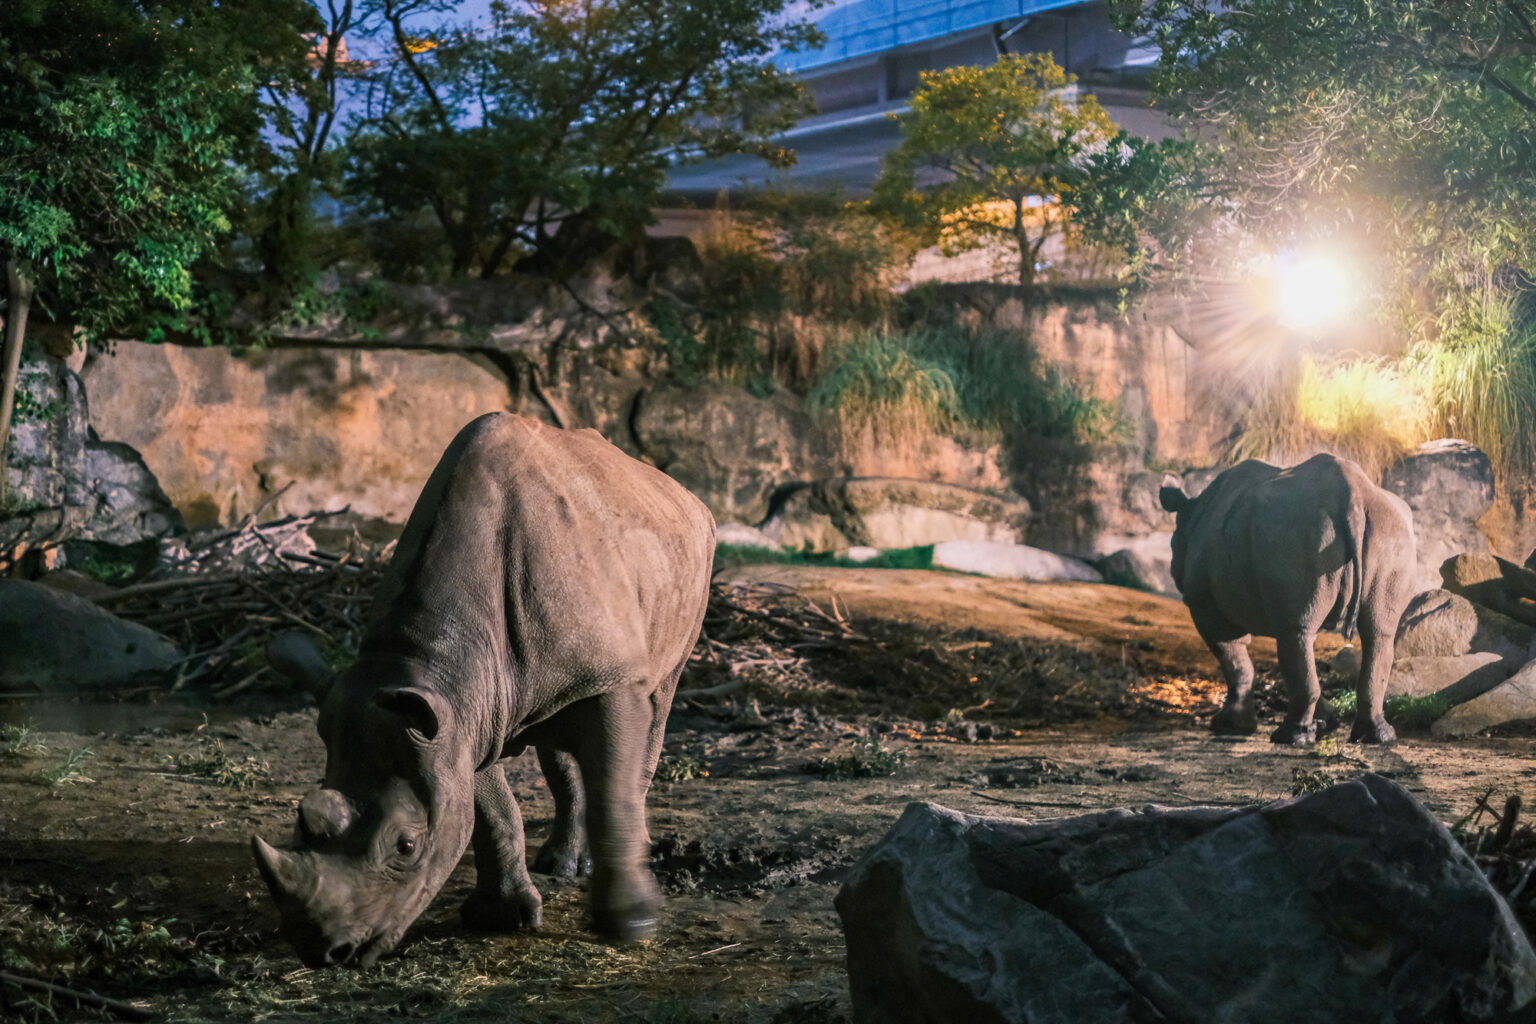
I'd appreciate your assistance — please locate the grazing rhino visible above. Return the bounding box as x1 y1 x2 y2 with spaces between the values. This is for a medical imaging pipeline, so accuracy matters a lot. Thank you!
251 413 714 967
1159 453 1416 745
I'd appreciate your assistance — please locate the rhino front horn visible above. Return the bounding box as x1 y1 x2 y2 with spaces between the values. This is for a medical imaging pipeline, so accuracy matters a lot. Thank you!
252 835 315 901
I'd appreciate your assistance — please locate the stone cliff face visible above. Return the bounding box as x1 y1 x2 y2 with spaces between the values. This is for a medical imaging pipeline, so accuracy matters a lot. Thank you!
66 282 1237 558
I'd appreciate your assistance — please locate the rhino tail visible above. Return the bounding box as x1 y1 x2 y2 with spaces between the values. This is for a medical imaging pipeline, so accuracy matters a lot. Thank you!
1340 499 1367 641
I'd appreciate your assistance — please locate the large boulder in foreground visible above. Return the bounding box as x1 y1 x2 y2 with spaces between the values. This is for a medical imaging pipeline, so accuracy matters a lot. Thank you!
836 778 1536 1024
1382 440 1496 592
1387 653 1510 702
1395 589 1536 668
0 579 182 692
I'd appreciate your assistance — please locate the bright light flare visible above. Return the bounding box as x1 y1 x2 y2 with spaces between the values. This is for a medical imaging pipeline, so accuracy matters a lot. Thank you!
1251 248 1355 332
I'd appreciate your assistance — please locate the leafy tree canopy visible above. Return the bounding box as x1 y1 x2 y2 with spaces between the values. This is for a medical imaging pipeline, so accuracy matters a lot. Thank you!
1110 0 1536 324
344 0 823 279
0 0 314 494
873 53 1195 290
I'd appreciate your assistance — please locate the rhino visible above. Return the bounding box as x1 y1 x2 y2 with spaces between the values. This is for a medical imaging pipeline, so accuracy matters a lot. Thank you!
251 413 715 967
1159 453 1416 745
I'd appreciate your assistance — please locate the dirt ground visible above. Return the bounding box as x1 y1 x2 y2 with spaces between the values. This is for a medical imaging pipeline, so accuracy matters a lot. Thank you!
3 567 1534 1023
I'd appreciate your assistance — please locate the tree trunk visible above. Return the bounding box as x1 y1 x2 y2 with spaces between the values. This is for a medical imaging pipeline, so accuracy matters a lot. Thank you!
1013 201 1036 292
0 257 37 507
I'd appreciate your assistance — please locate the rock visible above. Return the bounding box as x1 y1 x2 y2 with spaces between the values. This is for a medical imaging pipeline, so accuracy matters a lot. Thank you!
77 438 184 546
1096 536 1176 595
0 579 183 692
1388 654 1509 703
633 383 836 526
714 521 780 551
1432 661 1536 738
1438 552 1536 625
1331 645 1361 680
843 546 882 563
759 478 1031 554
931 540 1102 582
1394 589 1536 667
836 778 1536 1024
1382 440 1496 592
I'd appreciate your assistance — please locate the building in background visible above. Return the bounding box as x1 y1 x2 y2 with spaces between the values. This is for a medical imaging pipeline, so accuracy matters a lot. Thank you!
664 0 1167 203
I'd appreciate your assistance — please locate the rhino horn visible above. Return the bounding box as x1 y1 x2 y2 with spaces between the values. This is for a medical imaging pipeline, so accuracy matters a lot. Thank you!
252 835 316 901
298 788 353 842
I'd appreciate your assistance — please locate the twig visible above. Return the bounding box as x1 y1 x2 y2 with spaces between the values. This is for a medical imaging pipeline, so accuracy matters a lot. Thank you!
971 791 1088 809
0 971 153 1021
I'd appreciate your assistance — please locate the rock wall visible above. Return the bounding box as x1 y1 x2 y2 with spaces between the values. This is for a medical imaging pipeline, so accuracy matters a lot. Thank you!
81 343 516 531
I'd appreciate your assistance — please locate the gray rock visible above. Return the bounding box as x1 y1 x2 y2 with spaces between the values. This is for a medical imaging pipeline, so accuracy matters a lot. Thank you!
1439 552 1536 626
0 579 183 692
1331 644 1362 680
759 477 1030 554
1395 589 1536 667
1097 539 1177 595
78 438 184 546
1388 653 1509 702
1432 660 1536 738
1382 440 1496 592
836 778 1536 1024
931 540 1102 582
714 521 780 551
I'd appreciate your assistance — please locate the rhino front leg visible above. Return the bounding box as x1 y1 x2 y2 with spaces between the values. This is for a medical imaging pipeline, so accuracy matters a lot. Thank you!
461 764 543 931
1349 619 1397 745
532 748 590 877
576 685 663 944
1271 632 1320 746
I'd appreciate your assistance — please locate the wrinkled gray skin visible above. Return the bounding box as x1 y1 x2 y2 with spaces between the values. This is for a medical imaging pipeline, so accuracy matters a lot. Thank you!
251 413 714 967
1160 454 1416 746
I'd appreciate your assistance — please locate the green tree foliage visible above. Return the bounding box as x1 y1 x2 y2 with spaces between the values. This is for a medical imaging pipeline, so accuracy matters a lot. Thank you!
1110 0 1536 315
875 53 1184 290
344 0 822 279
0 0 311 499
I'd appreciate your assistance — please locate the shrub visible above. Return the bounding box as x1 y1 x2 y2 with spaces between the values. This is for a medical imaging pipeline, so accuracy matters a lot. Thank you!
809 333 961 446
814 737 907 780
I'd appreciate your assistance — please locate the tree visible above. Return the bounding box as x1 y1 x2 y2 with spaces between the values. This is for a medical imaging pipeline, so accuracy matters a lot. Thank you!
875 53 1133 291
0 0 310 502
343 0 821 279
1109 0 1536 320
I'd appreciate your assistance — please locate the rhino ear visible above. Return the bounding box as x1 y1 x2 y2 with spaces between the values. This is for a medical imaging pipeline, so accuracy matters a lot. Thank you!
1159 474 1190 514
375 686 447 741
266 631 336 703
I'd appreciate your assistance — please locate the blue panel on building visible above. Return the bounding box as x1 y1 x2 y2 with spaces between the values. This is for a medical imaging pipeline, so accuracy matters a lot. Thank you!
780 0 1085 71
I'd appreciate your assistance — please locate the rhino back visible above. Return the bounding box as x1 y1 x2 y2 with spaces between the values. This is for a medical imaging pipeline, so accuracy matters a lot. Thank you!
1177 455 1407 637
367 413 714 719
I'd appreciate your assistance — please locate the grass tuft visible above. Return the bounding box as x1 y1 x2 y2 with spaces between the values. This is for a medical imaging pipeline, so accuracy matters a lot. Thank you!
813 737 907 781
169 719 272 790
713 543 935 573
1 721 48 758
39 747 95 787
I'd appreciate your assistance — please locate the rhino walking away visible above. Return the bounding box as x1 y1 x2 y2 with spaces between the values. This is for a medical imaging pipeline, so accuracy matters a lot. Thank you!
252 413 715 967
1159 454 1416 745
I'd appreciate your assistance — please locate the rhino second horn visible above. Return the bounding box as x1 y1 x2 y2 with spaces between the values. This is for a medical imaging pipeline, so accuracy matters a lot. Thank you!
299 788 353 841
252 835 316 900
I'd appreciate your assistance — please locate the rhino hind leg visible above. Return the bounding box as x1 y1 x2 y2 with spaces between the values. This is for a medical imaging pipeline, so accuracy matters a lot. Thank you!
532 748 591 877
1347 617 1397 745
1270 632 1322 746
461 765 544 932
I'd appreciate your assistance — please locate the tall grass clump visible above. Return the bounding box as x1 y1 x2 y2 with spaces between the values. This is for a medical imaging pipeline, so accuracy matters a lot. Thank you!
1408 290 1536 477
811 324 1124 449
809 334 960 445
904 323 1125 443
1232 354 1433 478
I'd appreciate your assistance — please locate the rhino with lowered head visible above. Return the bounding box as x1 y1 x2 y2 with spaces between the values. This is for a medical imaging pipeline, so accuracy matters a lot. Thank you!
1159 453 1415 745
251 413 714 966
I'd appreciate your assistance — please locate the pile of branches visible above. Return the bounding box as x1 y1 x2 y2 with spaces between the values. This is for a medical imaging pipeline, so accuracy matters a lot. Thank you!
100 517 390 697
1457 791 1536 939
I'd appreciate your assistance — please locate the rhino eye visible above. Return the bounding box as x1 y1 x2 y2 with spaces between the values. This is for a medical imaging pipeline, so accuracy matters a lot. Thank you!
395 836 416 857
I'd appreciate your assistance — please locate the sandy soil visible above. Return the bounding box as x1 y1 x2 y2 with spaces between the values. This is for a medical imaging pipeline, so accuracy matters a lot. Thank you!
1 569 1531 1023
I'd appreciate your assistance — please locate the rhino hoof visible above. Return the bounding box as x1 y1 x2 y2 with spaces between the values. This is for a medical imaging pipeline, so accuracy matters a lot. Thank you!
461 887 543 932
1269 721 1317 746
1211 704 1259 736
1349 716 1397 745
533 843 592 878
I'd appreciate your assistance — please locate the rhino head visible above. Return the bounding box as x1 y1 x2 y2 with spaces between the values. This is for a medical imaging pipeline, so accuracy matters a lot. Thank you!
252 641 475 967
